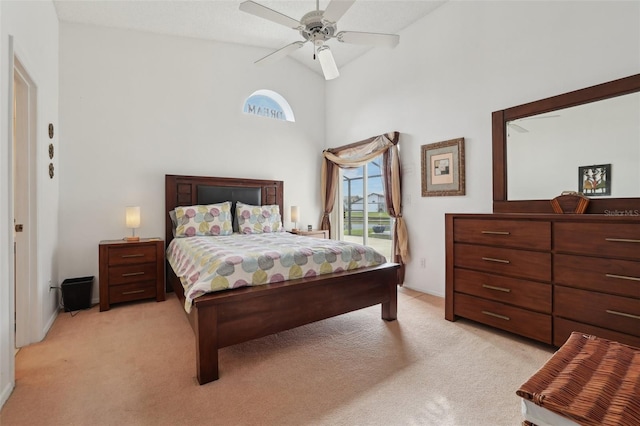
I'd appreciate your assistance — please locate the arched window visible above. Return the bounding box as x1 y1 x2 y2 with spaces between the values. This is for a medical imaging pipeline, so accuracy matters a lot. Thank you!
243 90 295 122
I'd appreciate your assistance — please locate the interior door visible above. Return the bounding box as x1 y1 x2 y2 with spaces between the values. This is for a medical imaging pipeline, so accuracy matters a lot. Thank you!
13 57 35 349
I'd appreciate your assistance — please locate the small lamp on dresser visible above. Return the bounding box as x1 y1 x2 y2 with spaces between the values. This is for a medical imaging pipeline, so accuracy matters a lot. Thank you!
290 206 299 231
125 206 140 241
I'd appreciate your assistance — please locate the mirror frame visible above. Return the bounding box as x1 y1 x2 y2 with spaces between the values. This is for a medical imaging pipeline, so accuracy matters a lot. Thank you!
492 73 640 214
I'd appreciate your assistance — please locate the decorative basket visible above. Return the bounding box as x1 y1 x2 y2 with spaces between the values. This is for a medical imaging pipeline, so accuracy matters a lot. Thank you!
550 191 589 214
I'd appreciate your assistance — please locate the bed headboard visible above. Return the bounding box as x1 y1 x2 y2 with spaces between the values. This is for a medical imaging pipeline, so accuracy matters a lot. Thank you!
165 175 284 246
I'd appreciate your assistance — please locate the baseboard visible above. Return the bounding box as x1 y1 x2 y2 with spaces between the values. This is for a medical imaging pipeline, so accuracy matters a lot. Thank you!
0 380 15 411
42 307 58 340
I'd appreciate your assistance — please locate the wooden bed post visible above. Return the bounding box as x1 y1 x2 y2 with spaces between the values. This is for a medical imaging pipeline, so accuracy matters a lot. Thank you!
194 305 219 384
382 277 398 321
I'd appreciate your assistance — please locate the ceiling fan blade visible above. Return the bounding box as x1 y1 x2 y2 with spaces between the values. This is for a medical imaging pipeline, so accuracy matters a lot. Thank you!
336 31 400 48
239 1 301 29
322 0 356 24
521 114 561 121
255 41 305 65
508 123 529 133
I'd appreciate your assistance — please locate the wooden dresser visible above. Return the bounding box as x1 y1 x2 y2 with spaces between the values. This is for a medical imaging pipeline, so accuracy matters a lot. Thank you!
99 238 165 311
445 213 640 348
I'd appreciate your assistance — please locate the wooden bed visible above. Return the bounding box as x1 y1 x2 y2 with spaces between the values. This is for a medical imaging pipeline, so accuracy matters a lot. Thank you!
165 174 400 384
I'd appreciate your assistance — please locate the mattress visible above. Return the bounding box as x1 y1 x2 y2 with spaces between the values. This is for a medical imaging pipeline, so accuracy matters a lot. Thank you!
167 232 388 312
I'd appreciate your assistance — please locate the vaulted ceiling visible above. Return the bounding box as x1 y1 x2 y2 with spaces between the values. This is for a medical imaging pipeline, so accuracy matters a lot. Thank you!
53 0 446 76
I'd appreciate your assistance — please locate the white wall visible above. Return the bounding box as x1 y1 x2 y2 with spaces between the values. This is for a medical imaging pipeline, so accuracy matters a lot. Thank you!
0 0 59 409
58 23 326 299
326 1 640 296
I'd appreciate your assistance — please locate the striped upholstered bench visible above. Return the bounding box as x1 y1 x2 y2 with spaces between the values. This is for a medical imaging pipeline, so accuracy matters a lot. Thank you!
517 332 640 426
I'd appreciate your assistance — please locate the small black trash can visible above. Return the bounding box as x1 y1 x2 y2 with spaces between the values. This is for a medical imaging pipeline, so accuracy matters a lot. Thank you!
61 276 94 312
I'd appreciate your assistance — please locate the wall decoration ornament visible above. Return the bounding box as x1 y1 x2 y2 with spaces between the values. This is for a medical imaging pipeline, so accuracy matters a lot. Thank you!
421 137 465 196
48 123 54 139
49 143 54 159
578 164 611 196
49 163 54 179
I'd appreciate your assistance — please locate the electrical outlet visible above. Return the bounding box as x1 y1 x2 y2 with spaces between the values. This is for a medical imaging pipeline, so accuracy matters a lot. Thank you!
420 258 426 268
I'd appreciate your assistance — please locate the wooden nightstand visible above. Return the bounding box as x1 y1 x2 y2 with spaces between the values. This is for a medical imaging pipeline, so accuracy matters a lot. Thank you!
99 238 165 311
289 229 329 239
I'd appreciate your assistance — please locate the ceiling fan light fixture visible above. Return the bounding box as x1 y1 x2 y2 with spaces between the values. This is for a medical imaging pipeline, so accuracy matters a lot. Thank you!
317 45 339 80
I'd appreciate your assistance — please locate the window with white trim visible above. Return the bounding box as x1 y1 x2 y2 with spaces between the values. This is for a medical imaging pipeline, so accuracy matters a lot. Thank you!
243 90 295 122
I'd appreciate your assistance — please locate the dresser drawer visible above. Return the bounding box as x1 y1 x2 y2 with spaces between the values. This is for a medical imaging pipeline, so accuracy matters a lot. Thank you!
107 244 158 266
554 286 640 337
554 253 640 298
454 243 551 282
108 262 158 286
454 218 550 250
553 317 640 348
454 293 552 344
554 222 640 260
454 268 551 313
109 282 157 304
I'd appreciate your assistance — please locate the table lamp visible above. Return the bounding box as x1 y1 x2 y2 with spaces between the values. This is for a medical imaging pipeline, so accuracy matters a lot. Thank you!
125 206 140 241
290 206 299 231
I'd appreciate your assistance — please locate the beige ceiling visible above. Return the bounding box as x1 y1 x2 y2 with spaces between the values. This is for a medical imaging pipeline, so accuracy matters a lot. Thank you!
53 0 446 75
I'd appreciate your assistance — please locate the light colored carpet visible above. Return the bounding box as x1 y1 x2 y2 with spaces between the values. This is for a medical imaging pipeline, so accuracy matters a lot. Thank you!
0 288 554 425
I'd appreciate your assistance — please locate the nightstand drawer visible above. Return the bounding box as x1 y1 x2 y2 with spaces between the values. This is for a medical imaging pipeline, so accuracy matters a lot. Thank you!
453 218 550 250
109 282 156 304
108 263 157 286
108 244 157 266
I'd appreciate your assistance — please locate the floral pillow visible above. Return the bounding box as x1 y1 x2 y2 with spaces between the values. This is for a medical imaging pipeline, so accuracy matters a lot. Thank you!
236 202 283 234
174 202 233 237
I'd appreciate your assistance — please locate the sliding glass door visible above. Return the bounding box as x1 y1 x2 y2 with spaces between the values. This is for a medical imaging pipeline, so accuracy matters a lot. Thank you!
340 154 393 260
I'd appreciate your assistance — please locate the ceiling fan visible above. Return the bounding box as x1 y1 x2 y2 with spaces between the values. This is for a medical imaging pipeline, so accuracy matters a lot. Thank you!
239 0 400 80
507 114 561 134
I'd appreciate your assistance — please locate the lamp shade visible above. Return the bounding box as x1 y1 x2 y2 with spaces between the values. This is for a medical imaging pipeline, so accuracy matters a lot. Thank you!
317 45 340 80
290 206 299 223
125 206 141 229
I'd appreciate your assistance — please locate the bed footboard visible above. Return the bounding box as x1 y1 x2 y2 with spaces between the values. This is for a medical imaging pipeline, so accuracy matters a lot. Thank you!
186 263 399 384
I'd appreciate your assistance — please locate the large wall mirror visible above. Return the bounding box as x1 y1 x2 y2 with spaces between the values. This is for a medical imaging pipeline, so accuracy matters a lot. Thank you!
492 73 640 214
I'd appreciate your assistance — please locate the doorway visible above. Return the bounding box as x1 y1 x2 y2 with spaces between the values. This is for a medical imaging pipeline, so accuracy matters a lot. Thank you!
13 54 38 349
340 154 393 260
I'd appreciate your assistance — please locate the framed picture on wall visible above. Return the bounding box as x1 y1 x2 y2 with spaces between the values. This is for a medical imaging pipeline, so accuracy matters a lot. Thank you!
421 138 465 196
578 164 611 196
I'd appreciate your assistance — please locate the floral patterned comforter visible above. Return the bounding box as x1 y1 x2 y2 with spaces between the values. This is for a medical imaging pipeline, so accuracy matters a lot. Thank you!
166 232 387 312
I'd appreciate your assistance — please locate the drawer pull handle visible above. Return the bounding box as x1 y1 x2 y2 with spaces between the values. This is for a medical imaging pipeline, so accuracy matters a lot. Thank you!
481 231 510 235
605 238 640 244
122 289 145 295
605 273 640 282
481 257 510 264
121 254 145 258
482 284 511 293
606 310 640 320
482 311 510 321
122 272 145 277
